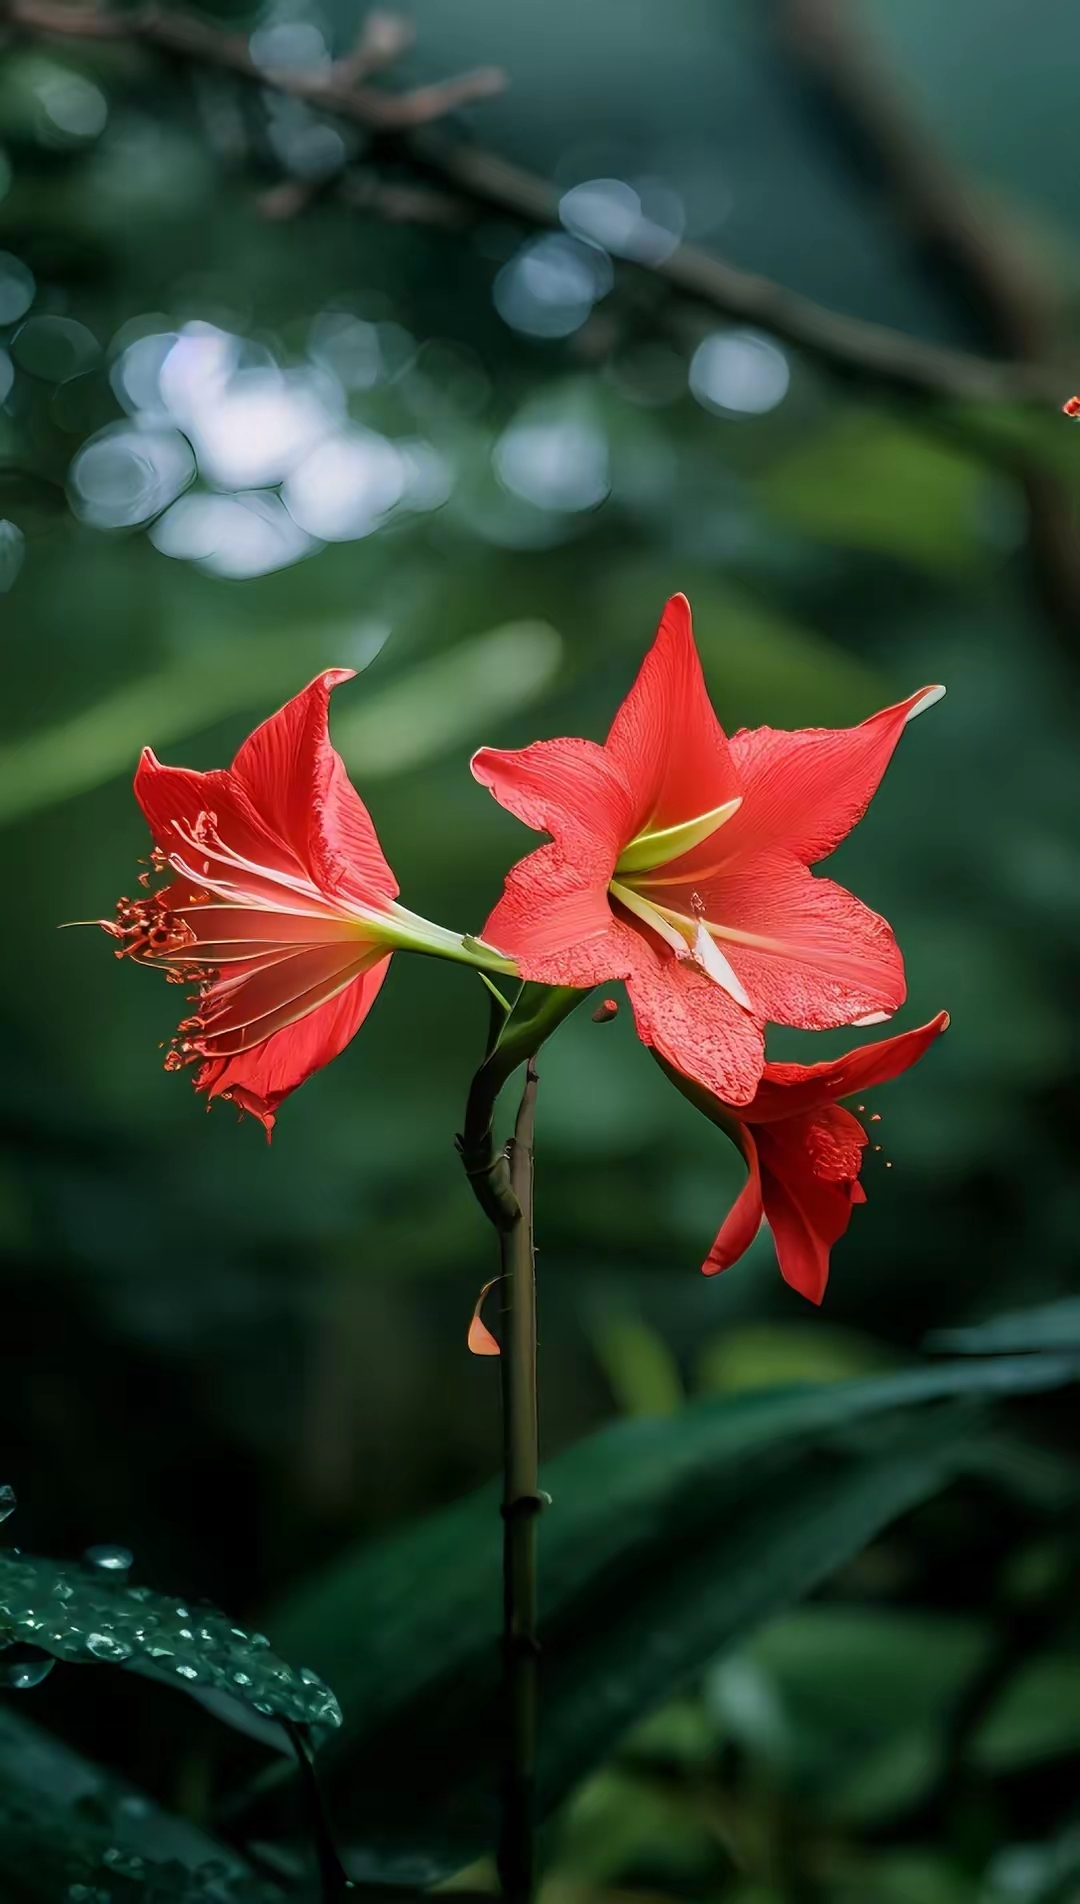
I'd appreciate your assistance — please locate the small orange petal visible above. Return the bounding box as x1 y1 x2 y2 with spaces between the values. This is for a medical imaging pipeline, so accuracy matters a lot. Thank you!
468 1277 502 1356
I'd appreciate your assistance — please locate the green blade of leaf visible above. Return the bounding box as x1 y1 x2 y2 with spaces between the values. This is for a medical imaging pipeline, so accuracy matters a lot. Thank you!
0 1550 341 1740
241 1353 1080 1875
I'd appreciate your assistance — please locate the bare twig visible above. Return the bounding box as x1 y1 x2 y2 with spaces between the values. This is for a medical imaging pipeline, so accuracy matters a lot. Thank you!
3 0 1071 408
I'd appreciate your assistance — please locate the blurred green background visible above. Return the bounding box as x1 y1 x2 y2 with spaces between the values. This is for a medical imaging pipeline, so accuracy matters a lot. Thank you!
2 0 1080 1899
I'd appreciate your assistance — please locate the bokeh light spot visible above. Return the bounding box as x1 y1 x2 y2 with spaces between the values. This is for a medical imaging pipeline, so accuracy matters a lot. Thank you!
689 329 790 417
494 415 609 513
150 490 316 577
69 427 197 529
494 234 612 339
0 254 35 326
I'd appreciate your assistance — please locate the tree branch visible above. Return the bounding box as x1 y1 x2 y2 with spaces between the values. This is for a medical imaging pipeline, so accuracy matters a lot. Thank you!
776 0 1080 653
3 0 1069 408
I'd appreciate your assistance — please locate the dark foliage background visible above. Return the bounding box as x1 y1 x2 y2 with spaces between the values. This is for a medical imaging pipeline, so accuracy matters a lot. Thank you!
1 1 1080 1899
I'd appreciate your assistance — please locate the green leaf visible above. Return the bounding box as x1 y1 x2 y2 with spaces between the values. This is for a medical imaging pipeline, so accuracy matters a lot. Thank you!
332 620 562 778
929 1298 1080 1355
589 1307 685 1417
974 1653 1080 1772
0 618 560 827
0 626 378 827
759 412 999 575
0 1704 286 1902
0 1549 341 1741
242 1354 1080 1874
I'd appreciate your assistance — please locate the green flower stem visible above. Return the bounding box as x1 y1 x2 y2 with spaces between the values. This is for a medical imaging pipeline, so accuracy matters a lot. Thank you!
457 982 590 1903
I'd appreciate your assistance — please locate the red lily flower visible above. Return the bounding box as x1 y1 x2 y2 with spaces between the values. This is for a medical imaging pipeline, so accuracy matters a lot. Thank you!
472 594 943 1104
661 1012 949 1303
102 670 513 1135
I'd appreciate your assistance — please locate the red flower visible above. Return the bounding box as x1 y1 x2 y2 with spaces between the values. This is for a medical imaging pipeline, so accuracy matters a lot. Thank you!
472 594 943 1104
102 670 512 1135
663 1012 949 1303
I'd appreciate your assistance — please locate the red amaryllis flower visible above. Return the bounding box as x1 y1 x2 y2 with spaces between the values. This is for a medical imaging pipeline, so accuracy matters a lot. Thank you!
472 594 943 1104
101 670 513 1135
662 1012 949 1304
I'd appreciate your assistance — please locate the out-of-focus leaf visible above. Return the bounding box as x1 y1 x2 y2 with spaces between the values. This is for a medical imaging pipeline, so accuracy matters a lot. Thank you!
333 620 562 777
0 1548 341 1740
709 1605 986 1821
590 1306 685 1416
696 1323 894 1395
242 1354 1080 1875
760 413 1000 575
0 1705 286 1902
974 1654 1080 1771
0 625 383 826
929 1298 1080 1356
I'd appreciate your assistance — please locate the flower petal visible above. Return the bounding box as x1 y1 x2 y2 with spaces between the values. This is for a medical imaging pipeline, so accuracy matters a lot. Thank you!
231 670 398 906
726 685 945 866
750 1011 950 1124
197 955 391 1134
756 1114 866 1305
471 736 634 869
703 1125 764 1276
604 594 740 837
625 944 765 1105
134 754 302 884
686 856 906 1030
480 841 629 985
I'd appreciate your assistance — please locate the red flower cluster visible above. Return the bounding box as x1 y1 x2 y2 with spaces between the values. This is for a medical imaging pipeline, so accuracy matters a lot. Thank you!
101 595 947 1298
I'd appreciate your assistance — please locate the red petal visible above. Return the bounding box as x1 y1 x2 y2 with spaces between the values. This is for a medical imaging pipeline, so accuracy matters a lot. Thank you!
725 686 944 865
134 755 302 885
480 841 630 986
750 1011 950 1123
231 670 398 905
196 956 391 1133
703 1126 764 1275
624 941 765 1105
682 856 906 1031
193 943 384 1055
756 1116 864 1305
604 594 740 837
472 736 634 868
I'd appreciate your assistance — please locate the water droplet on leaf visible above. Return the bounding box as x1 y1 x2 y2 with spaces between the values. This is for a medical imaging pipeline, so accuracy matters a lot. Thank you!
87 1631 133 1662
82 1544 133 1581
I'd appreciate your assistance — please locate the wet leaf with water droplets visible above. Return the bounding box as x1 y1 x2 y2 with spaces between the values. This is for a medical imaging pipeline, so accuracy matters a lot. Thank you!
0 1550 342 1738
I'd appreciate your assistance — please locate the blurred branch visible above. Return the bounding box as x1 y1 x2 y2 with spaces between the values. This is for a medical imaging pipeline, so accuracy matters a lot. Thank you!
776 0 1080 653
3 0 1072 408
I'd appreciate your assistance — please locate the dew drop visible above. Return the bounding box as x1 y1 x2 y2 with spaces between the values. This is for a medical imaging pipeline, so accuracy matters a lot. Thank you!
82 1544 133 1581
0 1648 54 1688
52 1580 75 1602
87 1631 133 1662
175 1661 199 1680
102 1847 145 1877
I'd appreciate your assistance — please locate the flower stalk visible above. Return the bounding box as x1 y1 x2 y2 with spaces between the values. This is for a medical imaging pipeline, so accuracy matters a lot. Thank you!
498 1059 540 1904
457 982 588 1902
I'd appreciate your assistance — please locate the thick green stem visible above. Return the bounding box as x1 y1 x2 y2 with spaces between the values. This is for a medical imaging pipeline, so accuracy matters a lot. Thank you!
497 1063 540 1904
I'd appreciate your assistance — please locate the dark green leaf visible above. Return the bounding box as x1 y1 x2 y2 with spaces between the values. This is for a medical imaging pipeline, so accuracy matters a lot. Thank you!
0 1704 286 1902
244 1355 1080 1874
0 1550 341 1741
929 1298 1080 1356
